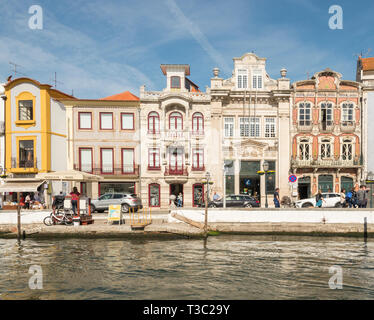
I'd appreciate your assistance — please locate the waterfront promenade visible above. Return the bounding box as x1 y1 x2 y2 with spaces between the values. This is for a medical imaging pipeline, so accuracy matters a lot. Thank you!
0 208 374 239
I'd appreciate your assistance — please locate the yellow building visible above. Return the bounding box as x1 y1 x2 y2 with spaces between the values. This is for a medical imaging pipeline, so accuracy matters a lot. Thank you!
2 78 76 203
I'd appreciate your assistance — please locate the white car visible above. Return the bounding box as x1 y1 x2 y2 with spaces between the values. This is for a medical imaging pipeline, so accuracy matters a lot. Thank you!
295 193 342 208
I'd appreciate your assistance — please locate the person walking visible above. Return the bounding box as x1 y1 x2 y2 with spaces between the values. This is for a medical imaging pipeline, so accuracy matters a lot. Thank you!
273 188 280 208
340 189 346 208
345 189 353 208
357 186 365 208
315 190 324 208
177 192 183 207
70 187 80 215
351 187 358 208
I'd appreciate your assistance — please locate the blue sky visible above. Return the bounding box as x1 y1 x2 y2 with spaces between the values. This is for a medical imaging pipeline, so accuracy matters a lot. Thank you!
0 0 373 98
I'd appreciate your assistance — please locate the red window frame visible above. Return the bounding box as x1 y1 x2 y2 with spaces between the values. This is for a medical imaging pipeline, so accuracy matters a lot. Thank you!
78 112 92 130
149 183 161 207
99 112 113 130
79 147 93 173
148 148 160 170
121 112 134 130
192 148 204 171
192 183 204 207
148 112 160 134
170 76 181 89
100 148 114 174
121 148 135 174
169 112 183 131
192 112 204 134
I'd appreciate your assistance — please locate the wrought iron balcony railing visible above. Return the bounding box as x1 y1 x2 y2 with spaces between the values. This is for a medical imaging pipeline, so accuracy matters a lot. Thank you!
164 166 188 176
74 164 139 175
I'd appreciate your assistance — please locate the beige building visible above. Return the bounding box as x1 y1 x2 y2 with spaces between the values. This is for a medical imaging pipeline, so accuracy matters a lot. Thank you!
139 64 211 209
209 53 292 206
290 68 366 200
60 91 140 204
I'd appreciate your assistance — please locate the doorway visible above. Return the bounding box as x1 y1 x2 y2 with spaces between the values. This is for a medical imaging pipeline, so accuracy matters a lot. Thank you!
298 176 311 199
170 184 183 206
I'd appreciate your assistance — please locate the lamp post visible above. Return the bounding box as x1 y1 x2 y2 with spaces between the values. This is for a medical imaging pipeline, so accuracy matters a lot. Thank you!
263 161 269 208
204 171 211 237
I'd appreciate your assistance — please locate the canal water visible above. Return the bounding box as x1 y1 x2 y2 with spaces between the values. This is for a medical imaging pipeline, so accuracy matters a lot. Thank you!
1 235 374 300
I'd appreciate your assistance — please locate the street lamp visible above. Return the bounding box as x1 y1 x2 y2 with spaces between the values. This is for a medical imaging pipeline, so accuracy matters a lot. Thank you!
263 161 269 208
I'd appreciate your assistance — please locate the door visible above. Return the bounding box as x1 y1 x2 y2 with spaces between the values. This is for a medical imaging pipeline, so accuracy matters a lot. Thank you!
318 175 333 193
193 184 204 207
341 176 354 192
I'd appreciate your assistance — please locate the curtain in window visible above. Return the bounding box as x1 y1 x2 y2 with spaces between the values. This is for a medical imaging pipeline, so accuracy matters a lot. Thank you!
101 149 113 173
122 149 134 172
80 149 92 172
100 113 113 129
122 114 133 130
79 113 91 129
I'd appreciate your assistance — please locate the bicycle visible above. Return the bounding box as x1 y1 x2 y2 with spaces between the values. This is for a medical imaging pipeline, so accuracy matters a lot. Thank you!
43 208 74 226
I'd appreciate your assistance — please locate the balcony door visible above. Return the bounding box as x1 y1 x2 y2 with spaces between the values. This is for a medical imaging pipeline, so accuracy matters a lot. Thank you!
169 147 183 173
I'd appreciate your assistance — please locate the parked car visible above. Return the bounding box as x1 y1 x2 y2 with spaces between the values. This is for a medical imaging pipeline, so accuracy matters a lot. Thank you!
207 194 260 208
90 193 143 213
295 193 341 208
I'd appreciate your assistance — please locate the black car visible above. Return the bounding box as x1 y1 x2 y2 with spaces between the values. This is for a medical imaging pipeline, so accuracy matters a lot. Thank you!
207 194 260 208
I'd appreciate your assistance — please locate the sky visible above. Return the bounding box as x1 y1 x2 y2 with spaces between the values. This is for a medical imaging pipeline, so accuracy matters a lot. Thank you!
0 0 373 98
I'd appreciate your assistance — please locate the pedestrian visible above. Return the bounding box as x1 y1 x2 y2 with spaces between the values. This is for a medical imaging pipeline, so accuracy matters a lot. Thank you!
213 192 220 201
273 188 280 208
177 192 183 207
25 194 31 210
345 189 352 208
357 186 366 208
70 187 80 215
351 188 358 208
362 185 369 209
340 188 346 208
315 190 324 208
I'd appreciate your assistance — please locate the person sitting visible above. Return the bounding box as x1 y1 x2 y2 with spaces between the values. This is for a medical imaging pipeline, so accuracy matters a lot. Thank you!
213 192 220 201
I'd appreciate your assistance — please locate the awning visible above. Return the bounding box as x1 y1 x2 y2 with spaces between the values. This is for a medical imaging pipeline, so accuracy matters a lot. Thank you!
0 180 45 193
35 170 103 182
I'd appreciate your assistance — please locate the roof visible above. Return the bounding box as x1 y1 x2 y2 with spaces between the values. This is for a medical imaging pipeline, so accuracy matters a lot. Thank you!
361 57 374 71
160 64 190 76
101 91 139 101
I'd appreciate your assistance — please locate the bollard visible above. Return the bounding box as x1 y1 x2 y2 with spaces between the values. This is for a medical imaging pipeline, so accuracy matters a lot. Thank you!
364 217 368 240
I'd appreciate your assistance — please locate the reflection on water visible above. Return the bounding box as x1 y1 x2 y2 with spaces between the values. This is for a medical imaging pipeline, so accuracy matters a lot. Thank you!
1 236 374 300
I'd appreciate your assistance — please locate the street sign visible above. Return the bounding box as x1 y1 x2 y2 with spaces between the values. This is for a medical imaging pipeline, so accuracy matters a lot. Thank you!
289 175 297 183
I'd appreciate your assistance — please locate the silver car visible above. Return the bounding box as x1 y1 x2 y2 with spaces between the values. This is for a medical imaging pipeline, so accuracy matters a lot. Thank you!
90 193 143 213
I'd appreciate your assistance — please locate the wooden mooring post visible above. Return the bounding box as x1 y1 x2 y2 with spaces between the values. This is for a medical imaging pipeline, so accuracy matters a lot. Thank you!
17 192 21 242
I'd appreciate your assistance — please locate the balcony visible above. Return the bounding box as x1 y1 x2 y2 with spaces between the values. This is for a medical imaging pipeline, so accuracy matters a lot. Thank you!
319 122 334 132
164 166 188 176
297 122 313 132
191 166 205 172
10 157 38 173
340 121 356 133
291 158 362 168
74 164 139 176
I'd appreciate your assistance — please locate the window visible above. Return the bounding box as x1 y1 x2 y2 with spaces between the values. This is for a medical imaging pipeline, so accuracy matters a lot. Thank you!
321 140 332 159
240 117 249 137
342 103 354 125
192 112 204 134
250 117 260 137
19 140 34 168
169 147 183 171
252 71 263 89
19 100 33 121
299 139 310 160
299 103 311 126
149 184 160 207
265 118 276 138
342 140 353 161
122 148 134 173
121 113 134 130
192 149 204 170
78 112 92 130
100 148 113 174
148 148 160 169
171 76 181 89
169 112 183 131
79 148 92 173
100 112 113 130
320 103 333 128
148 112 160 134
224 117 234 137
237 69 248 89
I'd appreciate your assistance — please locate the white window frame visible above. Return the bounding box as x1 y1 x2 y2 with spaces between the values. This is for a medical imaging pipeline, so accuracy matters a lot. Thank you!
240 117 250 137
224 117 234 137
298 103 312 126
249 117 260 137
265 117 276 138
237 69 248 89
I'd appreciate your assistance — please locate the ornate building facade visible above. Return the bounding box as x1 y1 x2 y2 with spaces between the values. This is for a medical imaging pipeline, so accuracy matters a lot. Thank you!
290 69 366 199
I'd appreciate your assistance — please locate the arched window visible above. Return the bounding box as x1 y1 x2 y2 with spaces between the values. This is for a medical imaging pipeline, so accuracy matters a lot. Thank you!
298 103 311 126
169 112 183 131
342 139 353 161
148 111 160 134
149 183 160 207
299 139 310 160
320 139 332 159
192 112 204 134
342 103 354 125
